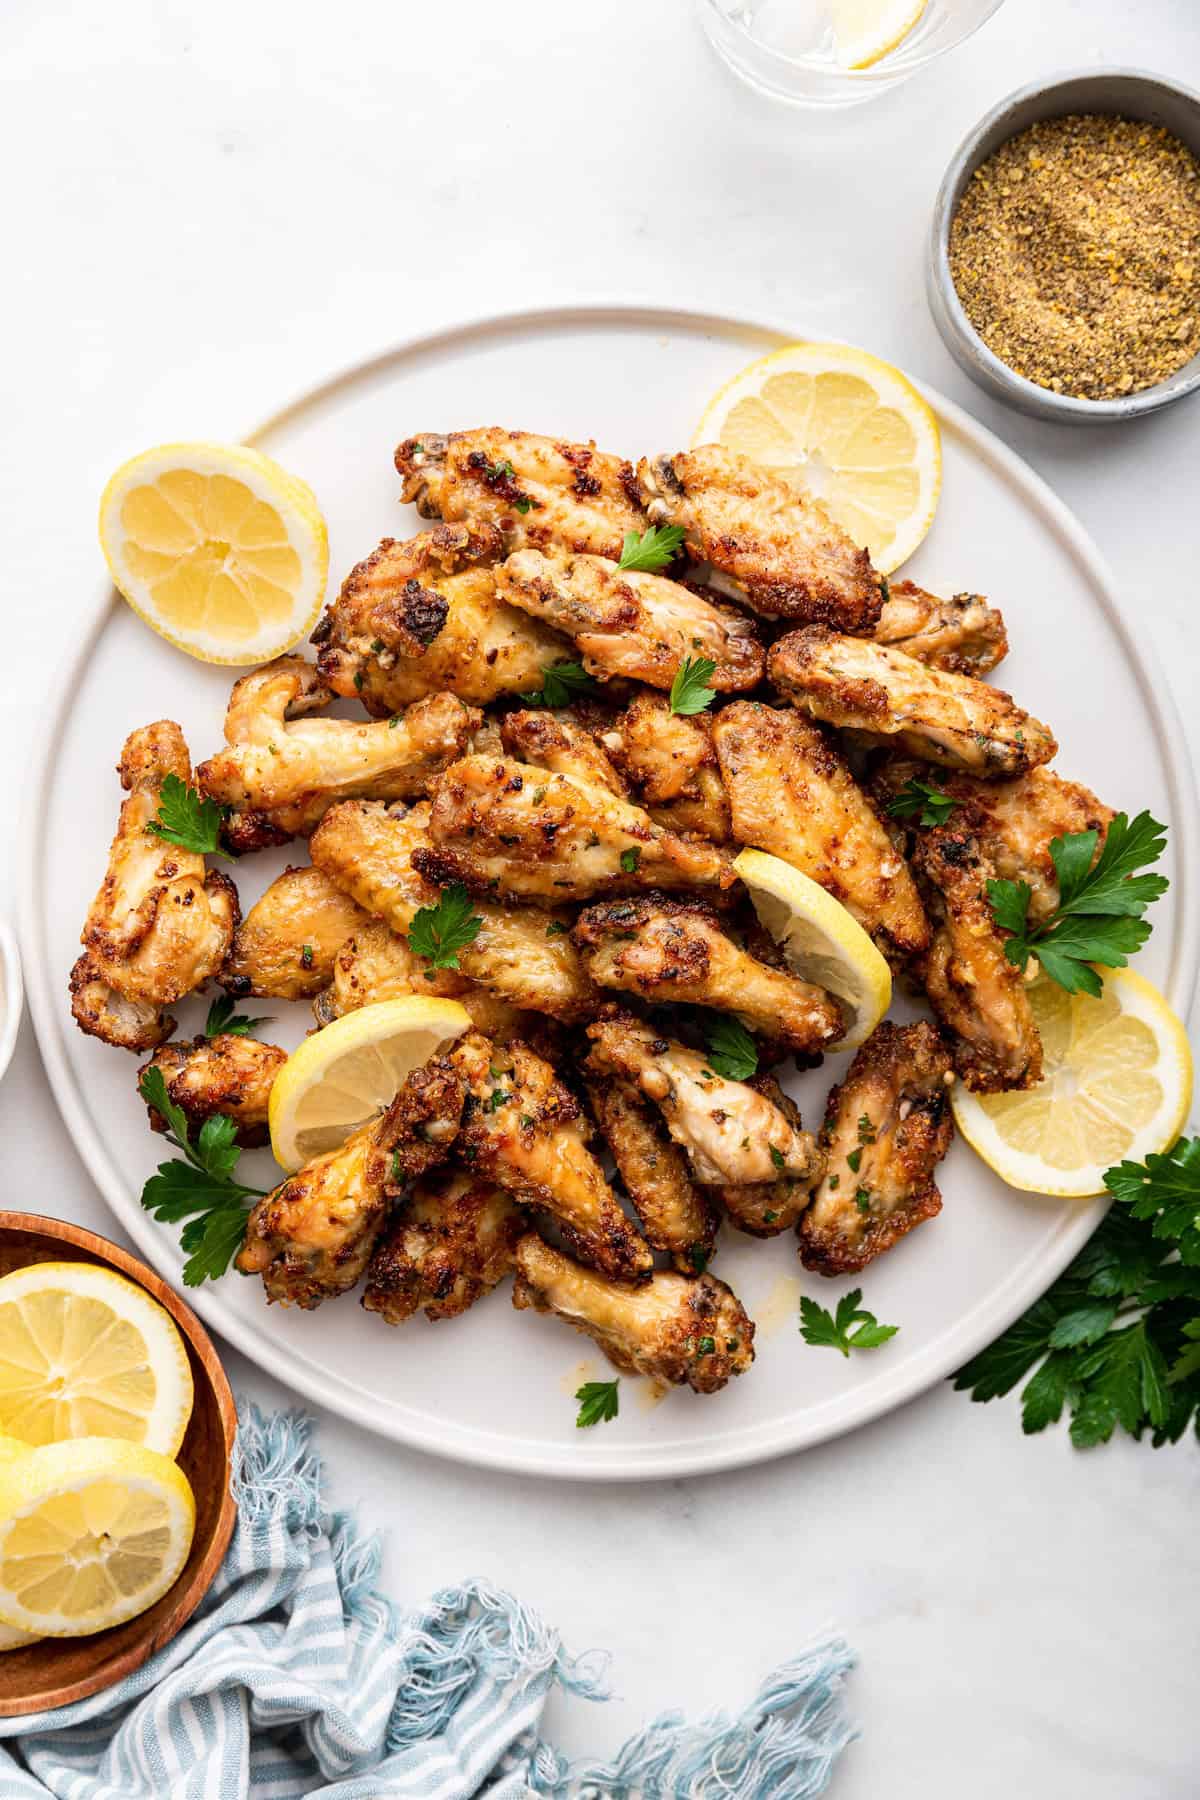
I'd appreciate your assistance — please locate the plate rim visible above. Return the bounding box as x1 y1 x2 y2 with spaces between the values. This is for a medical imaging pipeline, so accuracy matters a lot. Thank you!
18 300 1200 1480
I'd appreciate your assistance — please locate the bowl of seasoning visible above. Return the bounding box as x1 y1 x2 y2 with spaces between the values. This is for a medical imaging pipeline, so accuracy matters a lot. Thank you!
928 70 1200 421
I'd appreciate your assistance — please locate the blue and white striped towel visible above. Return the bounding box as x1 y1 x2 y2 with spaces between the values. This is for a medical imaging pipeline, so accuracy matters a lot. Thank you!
0 1406 857 1798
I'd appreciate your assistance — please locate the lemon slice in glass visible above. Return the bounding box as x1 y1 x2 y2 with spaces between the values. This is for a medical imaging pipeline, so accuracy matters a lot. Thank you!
952 968 1193 1197
828 0 928 68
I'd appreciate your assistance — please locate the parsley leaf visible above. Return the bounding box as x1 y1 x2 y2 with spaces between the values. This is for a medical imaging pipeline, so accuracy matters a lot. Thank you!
407 883 484 971
204 994 269 1039
137 1066 268 1284
703 1013 758 1081
668 655 718 717
799 1288 899 1357
615 524 686 574
575 1379 620 1428
619 846 642 874
147 774 230 859
520 661 597 708
886 778 958 827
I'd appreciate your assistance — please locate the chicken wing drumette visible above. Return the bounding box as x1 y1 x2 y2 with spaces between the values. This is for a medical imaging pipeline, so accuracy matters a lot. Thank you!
769 628 1056 778
874 579 1008 676
600 694 731 843
573 897 842 1055
70 722 237 1052
312 920 542 1048
499 709 626 796
637 445 883 629
196 657 478 851
139 1034 287 1148
585 1078 719 1273
220 864 371 999
395 429 645 559
362 1168 525 1325
798 1022 954 1275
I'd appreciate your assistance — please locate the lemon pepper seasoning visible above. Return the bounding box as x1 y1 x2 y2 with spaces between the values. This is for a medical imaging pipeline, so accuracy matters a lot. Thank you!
948 114 1200 400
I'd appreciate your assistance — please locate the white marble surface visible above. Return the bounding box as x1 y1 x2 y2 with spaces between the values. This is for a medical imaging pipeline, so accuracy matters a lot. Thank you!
1 1 1198 1792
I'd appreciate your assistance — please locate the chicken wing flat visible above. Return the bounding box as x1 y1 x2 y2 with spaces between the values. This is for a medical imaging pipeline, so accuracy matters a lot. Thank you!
362 1167 525 1325
197 657 478 851
140 1034 287 1147
309 801 596 1021
495 549 764 693
585 1014 825 1190
312 524 569 714
499 709 626 796
637 445 882 629
450 1032 652 1282
769 627 1056 777
600 694 731 843
395 429 645 559
416 754 735 904
312 920 541 1047
512 1234 754 1394
713 701 929 964
708 1077 820 1239
874 579 1007 675
585 1078 719 1273
913 825 1043 1092
798 1021 954 1276
71 721 237 1051
220 865 371 999
573 897 842 1055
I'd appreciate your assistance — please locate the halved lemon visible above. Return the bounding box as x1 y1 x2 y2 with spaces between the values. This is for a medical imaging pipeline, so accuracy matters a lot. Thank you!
0 1263 193 1457
828 0 927 68
99 442 329 664
0 1439 195 1638
269 996 473 1172
0 1439 36 1649
695 341 941 573
733 848 891 1051
952 968 1193 1198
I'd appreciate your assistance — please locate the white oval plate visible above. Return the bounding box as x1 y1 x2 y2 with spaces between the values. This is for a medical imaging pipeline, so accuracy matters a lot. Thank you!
19 306 1198 1480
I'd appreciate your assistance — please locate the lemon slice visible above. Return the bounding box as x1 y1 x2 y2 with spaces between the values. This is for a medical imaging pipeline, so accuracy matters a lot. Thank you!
99 442 329 664
828 0 927 68
695 341 941 573
0 1439 195 1638
270 995 473 1172
0 1439 36 1649
733 848 891 1051
0 1263 193 1457
952 968 1193 1198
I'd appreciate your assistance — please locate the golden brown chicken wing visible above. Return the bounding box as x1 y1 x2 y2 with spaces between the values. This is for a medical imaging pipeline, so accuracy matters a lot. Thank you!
220 865 371 999
312 920 541 1047
499 709 626 796
362 1168 525 1325
512 1234 754 1394
637 445 883 629
140 1034 287 1147
874 579 1008 675
600 694 731 843
708 1078 820 1239
585 1078 719 1273
798 1021 954 1275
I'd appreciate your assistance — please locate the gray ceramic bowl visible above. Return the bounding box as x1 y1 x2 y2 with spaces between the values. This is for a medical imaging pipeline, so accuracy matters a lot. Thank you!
928 69 1200 423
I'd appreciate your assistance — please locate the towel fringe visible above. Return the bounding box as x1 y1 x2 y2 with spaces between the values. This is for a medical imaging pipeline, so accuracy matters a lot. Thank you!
230 1402 323 1532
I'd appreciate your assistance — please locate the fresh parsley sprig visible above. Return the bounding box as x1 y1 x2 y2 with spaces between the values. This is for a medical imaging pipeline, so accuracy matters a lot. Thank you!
669 655 717 717
138 1066 269 1285
407 883 484 971
703 1013 758 1081
204 995 270 1039
519 661 597 709
615 524 686 574
147 774 230 859
886 778 958 828
575 1379 620 1427
987 809 1168 997
800 1289 899 1357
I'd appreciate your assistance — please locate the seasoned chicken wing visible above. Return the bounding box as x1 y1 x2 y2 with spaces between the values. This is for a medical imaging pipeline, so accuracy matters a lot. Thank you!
362 1168 525 1325
197 656 478 850
450 1032 652 1282
708 1078 820 1239
875 579 1007 675
71 721 237 1052
913 825 1043 1092
140 1034 287 1147
637 445 882 629
585 1015 825 1190
769 628 1056 777
713 701 929 965
309 801 596 1021
601 694 731 843
312 920 540 1046
220 865 371 999
512 1234 754 1394
585 1078 719 1273
395 429 645 559
496 549 763 692
416 754 735 904
312 524 569 714
799 1021 954 1275
573 897 842 1055
499 709 626 796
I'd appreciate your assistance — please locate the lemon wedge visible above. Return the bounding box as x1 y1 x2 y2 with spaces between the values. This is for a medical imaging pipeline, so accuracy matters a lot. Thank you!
828 0 927 68
952 968 1193 1197
695 341 941 573
99 442 329 664
733 847 891 1051
0 1439 195 1638
269 996 473 1173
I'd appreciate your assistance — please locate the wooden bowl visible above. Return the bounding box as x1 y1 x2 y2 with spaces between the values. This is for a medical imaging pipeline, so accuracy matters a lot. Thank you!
0 1213 237 1715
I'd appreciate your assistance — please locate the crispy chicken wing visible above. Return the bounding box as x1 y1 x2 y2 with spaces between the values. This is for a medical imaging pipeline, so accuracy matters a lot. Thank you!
512 1234 754 1394
312 920 540 1046
450 1032 652 1282
769 628 1056 777
708 1078 820 1238
573 897 842 1054
196 656 478 851
798 1021 954 1275
220 865 371 999
499 709 625 796
874 579 1008 675
585 1078 719 1273
140 1034 287 1147
495 549 764 692
362 1168 525 1325
637 445 882 629
395 429 645 559
309 801 596 1021
71 722 237 1051
312 524 569 713
713 701 929 964
913 825 1043 1092
600 694 731 843
416 754 735 904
